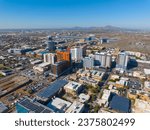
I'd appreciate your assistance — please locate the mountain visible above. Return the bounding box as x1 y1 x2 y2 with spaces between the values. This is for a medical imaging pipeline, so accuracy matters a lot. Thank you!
0 25 147 32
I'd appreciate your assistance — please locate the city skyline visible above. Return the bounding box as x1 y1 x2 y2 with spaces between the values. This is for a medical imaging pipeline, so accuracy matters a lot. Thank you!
0 16 150 114
0 0 150 29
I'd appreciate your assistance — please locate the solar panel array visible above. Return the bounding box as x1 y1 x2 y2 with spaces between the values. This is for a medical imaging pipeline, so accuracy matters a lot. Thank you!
18 97 53 113
37 80 68 100
42 109 52 113
0 102 8 113
109 94 130 113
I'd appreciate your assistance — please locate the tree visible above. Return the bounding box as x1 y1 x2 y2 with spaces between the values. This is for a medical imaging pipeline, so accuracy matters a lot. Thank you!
28 89 34 94
90 94 97 102
99 90 103 99
90 85 100 94
94 104 100 113
104 85 109 90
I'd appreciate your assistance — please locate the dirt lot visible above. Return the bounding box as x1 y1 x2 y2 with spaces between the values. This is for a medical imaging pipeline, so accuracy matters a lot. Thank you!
0 74 31 98
96 32 150 54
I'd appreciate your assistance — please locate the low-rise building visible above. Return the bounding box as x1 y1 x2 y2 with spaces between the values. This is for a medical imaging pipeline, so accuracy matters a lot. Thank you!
109 93 131 113
91 70 105 81
138 92 150 102
36 80 68 103
30 59 42 65
69 74 77 81
8 48 32 55
133 99 150 113
65 101 84 113
33 62 50 73
144 69 150 75
79 77 98 87
0 70 13 76
144 81 150 91
33 49 49 58
79 93 90 103
128 89 138 100
110 75 120 81
126 51 141 57
47 98 72 113
133 71 146 79
80 70 90 77
16 97 53 113
64 81 83 95
76 69 84 76
101 89 111 105
0 102 8 113
127 79 142 90
115 77 129 88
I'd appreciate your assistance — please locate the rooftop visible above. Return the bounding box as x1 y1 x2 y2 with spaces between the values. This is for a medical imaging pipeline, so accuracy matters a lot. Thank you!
91 70 105 77
144 81 150 89
80 77 97 84
79 93 90 103
64 81 82 91
0 102 8 113
65 101 84 113
36 80 68 102
16 97 53 113
134 99 150 113
30 59 42 65
130 82 141 90
38 62 50 68
102 89 111 101
47 98 71 113
109 93 131 113
144 69 150 75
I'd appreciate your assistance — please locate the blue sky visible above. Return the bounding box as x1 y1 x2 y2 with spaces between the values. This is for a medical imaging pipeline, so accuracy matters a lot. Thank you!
0 0 150 29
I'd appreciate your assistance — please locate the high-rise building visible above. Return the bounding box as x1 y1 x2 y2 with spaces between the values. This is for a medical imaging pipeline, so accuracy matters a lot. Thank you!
106 54 112 68
94 52 112 68
117 52 129 70
83 57 94 69
81 45 87 57
46 36 56 51
43 53 56 64
70 47 83 61
100 52 106 67
94 53 101 66
56 51 71 64
70 49 76 61
51 61 70 77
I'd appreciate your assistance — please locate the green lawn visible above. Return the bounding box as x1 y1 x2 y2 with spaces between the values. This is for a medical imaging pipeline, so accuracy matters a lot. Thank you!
0 73 4 78
0 64 11 70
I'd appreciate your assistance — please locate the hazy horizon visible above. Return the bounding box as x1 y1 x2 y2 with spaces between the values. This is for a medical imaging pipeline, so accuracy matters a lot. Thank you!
0 26 150 31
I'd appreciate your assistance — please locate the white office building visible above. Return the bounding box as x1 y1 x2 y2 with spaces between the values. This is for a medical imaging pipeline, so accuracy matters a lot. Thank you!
106 53 112 68
94 52 112 68
70 47 83 61
44 53 56 64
